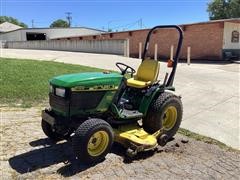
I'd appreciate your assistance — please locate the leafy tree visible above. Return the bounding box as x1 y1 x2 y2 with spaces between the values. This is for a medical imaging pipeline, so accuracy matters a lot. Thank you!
229 0 240 17
207 0 240 20
50 19 69 28
0 16 28 28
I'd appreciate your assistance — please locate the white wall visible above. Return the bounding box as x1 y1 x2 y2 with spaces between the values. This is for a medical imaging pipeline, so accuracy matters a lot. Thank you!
0 28 104 41
6 39 129 56
223 22 240 49
0 31 22 41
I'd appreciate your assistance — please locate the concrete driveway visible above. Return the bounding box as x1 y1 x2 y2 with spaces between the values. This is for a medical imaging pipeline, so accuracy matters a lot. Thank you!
1 49 239 149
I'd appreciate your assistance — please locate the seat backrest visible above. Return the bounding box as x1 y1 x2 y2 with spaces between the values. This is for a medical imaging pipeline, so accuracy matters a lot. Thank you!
136 60 160 82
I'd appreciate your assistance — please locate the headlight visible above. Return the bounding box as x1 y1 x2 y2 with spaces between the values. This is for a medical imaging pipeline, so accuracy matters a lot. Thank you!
49 85 53 93
55 87 65 97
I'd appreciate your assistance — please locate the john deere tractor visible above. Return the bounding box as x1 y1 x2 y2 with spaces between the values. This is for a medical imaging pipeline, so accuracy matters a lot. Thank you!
42 25 184 164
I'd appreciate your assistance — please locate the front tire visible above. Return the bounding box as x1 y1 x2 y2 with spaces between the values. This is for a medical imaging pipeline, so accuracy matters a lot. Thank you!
143 92 183 139
72 118 114 164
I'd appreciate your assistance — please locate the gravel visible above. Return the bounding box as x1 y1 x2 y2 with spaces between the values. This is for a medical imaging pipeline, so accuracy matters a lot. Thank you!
0 107 239 179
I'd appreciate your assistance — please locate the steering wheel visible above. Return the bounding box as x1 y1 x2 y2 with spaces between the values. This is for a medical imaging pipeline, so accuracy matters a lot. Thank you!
116 62 136 77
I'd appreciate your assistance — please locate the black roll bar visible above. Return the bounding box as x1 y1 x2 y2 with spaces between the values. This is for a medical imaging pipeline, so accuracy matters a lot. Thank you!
142 25 183 87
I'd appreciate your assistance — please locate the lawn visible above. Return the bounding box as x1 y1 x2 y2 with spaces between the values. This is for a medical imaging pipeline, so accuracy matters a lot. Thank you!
0 58 102 107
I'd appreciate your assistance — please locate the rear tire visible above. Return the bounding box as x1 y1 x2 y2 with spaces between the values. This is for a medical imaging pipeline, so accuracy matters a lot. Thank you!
41 119 63 141
143 92 183 139
72 118 114 164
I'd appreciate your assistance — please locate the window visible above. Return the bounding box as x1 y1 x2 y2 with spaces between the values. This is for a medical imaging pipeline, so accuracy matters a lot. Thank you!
26 32 46 41
231 30 239 43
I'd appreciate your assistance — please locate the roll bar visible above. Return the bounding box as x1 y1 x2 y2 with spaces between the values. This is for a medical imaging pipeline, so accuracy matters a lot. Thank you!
142 25 183 87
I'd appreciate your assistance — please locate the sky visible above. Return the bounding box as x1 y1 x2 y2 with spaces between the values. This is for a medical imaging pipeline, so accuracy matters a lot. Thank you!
0 0 211 30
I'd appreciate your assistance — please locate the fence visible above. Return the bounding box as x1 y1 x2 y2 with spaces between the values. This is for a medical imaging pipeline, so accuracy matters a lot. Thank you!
0 40 7 48
6 39 129 56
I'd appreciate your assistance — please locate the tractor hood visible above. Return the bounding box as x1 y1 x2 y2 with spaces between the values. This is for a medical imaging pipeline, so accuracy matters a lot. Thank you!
50 72 123 88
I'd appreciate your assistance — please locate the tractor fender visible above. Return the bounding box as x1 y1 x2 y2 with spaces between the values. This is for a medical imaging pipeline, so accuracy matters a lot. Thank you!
164 90 182 98
139 87 162 116
139 89 181 116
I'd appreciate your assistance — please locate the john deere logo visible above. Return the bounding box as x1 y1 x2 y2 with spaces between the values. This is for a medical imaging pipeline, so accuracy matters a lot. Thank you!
72 85 118 91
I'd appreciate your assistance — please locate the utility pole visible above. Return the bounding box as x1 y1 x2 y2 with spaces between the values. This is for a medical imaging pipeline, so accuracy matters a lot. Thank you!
138 18 143 29
108 20 114 32
31 19 34 28
65 12 72 27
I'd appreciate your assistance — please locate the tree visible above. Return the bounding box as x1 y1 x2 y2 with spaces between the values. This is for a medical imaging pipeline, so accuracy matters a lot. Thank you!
229 0 240 17
50 19 69 28
207 0 240 20
0 16 28 28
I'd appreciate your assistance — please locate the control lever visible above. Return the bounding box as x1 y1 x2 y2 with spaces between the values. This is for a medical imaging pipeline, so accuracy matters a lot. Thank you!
163 73 169 87
118 98 129 111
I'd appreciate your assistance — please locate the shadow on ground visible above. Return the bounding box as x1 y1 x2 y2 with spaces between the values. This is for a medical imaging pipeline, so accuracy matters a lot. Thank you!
8 138 158 177
9 138 95 176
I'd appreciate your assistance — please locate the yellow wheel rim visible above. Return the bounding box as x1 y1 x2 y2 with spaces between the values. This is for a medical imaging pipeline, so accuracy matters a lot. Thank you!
162 106 177 131
87 131 109 157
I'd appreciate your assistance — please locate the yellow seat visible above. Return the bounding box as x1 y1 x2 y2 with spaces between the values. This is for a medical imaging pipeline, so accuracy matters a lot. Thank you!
127 60 160 88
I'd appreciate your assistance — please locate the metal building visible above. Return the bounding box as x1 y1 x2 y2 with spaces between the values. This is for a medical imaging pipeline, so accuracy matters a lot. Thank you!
0 27 105 41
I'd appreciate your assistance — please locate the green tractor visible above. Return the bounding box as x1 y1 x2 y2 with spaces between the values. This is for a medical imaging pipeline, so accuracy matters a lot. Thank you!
42 25 184 164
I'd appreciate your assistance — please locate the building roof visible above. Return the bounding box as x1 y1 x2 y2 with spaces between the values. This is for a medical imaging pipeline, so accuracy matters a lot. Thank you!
0 26 106 41
0 22 23 33
51 18 240 40
0 26 105 34
181 18 240 26
115 18 240 34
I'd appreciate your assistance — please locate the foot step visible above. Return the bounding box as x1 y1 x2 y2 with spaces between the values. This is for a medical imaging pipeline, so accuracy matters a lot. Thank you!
120 109 143 119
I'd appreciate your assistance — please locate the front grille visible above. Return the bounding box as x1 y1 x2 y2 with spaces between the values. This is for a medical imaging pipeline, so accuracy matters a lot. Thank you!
70 91 106 110
49 93 69 113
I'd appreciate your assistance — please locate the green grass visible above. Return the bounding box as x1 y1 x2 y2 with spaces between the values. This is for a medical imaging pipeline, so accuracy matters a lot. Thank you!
0 58 102 107
178 128 238 151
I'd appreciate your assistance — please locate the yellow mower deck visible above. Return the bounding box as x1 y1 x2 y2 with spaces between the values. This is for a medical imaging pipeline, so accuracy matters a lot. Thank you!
114 124 158 152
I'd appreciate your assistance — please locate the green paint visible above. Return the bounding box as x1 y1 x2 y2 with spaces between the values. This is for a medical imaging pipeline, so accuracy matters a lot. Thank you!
139 86 176 116
50 72 123 88
139 88 161 116
95 91 116 112
110 104 122 118
48 70 167 120
69 90 117 116
53 108 69 117
49 71 123 117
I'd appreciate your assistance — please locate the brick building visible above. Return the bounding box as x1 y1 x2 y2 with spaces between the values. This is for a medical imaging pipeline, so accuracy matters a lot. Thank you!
57 19 240 60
